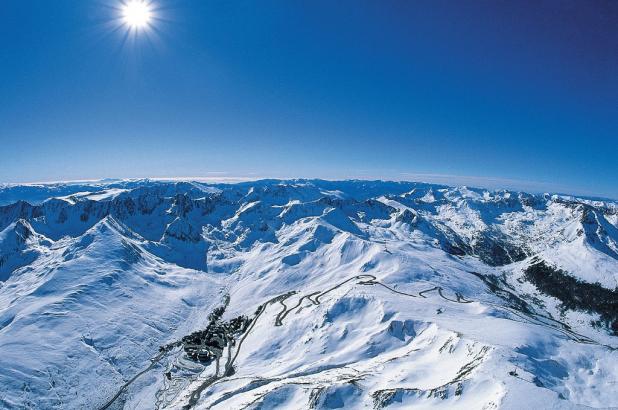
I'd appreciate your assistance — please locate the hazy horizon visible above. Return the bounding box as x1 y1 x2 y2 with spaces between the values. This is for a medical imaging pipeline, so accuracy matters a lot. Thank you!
1 173 616 201
1 1 617 197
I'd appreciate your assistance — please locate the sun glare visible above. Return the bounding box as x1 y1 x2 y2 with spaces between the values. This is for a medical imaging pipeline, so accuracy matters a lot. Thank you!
122 0 152 30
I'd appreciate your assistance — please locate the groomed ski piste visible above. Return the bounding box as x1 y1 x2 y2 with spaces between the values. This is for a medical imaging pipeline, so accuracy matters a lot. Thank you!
0 179 616 409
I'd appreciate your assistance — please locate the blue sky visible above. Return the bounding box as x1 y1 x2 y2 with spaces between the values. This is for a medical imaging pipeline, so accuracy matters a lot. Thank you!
1 1 617 197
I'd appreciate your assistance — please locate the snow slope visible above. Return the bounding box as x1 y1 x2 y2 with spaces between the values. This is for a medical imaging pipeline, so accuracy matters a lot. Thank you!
0 179 616 409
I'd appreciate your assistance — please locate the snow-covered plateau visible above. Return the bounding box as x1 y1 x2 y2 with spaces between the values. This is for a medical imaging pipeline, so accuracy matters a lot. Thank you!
0 179 616 409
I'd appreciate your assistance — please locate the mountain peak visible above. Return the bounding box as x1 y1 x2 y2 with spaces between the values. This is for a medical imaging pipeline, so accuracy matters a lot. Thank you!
0 179 616 409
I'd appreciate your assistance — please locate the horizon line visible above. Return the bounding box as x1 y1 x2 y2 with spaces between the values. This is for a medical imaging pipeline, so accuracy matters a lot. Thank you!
1 174 616 202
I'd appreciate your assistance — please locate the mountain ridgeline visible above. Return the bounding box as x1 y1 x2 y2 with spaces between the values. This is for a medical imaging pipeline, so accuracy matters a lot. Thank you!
1 180 617 327
2 180 615 267
0 179 617 409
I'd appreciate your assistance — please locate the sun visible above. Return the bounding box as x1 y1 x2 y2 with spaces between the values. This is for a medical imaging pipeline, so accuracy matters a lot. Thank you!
122 0 153 30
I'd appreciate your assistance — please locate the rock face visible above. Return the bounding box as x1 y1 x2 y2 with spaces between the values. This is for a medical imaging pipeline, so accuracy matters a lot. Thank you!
0 219 50 281
0 179 616 409
1 180 615 276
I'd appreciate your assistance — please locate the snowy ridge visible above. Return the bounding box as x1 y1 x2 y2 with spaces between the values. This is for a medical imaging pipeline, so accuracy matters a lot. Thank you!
0 179 616 409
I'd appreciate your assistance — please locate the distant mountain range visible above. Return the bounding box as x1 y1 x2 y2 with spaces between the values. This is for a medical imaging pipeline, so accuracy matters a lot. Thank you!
0 179 616 409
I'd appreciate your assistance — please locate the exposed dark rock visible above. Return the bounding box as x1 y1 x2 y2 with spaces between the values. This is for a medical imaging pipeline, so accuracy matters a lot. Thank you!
473 236 527 266
395 209 417 224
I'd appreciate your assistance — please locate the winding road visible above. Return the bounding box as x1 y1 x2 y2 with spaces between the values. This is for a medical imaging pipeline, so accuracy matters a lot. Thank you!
98 271 611 410
182 274 476 407
99 349 172 410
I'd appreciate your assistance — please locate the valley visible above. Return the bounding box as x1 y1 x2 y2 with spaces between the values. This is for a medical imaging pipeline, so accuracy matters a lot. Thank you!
0 179 616 409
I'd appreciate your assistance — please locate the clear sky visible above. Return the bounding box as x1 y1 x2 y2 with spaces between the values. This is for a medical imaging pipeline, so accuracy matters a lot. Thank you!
1 1 616 197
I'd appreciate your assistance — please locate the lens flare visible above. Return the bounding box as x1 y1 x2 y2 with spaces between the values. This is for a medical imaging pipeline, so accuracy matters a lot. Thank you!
122 0 152 30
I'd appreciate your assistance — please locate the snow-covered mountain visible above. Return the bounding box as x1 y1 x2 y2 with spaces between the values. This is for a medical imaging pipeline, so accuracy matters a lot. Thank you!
0 179 616 409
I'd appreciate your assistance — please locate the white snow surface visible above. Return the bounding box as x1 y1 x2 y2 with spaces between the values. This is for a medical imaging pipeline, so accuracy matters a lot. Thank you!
0 179 616 410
